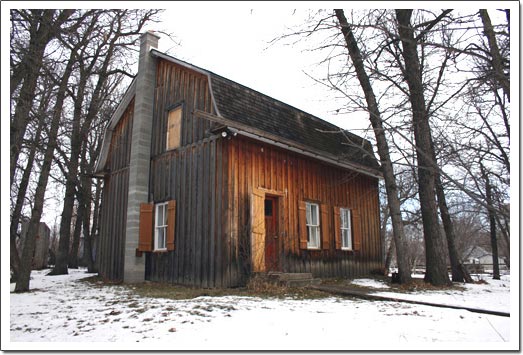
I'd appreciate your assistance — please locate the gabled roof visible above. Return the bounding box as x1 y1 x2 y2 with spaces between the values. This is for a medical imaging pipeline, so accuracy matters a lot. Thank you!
95 48 381 178
209 72 380 173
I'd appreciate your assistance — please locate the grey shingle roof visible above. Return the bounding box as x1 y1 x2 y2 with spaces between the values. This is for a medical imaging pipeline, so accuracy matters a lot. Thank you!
209 73 380 172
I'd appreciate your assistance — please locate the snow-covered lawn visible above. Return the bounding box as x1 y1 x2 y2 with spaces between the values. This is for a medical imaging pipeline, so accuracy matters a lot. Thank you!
350 274 511 313
5 269 517 351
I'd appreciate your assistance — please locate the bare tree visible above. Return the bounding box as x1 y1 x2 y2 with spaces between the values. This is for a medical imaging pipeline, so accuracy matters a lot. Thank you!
395 9 451 286
50 9 162 275
15 44 78 292
334 9 412 284
10 10 75 186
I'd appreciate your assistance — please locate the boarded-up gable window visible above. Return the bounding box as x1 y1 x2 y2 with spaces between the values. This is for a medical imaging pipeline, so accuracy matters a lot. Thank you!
166 106 182 150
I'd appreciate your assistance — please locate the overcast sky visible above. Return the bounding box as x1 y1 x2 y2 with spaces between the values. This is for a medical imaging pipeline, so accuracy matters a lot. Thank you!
2 1 515 227
147 5 362 130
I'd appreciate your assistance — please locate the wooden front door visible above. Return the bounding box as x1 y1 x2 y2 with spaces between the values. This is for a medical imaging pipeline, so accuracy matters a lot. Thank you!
264 196 279 271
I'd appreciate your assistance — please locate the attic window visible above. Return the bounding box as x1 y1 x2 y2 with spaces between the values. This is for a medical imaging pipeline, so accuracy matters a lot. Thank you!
166 106 182 150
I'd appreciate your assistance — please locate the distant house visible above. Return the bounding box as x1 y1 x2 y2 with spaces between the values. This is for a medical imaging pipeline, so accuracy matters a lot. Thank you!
463 245 506 271
94 31 383 287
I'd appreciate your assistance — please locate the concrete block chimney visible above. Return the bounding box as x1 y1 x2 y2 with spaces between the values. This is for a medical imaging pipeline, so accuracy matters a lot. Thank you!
123 31 160 282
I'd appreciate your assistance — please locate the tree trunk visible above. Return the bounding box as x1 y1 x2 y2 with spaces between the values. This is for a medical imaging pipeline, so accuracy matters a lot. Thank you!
51 65 89 275
430 136 473 283
68 199 85 269
335 9 412 284
384 237 396 275
10 82 51 283
396 9 450 286
482 166 500 280
479 9 510 101
86 179 102 273
15 50 76 292
10 10 74 186
10 10 55 185
435 172 473 283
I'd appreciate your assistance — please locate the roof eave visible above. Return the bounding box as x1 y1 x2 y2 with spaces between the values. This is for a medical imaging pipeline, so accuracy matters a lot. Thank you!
195 110 382 179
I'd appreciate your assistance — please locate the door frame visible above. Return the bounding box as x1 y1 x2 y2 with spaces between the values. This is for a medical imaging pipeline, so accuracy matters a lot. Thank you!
250 188 285 273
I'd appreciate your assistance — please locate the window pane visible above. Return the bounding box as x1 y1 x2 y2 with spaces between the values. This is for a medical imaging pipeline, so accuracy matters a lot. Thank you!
264 199 273 217
157 205 164 225
157 227 165 249
163 204 168 226
312 226 320 247
308 226 320 248
306 203 312 225
310 204 318 225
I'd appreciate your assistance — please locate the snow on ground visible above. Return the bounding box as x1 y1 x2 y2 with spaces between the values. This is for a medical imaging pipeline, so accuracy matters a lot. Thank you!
5 269 517 351
349 274 511 313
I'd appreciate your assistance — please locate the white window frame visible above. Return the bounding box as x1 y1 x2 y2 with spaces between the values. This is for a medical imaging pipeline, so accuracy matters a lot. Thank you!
306 202 320 249
340 208 352 250
154 202 168 251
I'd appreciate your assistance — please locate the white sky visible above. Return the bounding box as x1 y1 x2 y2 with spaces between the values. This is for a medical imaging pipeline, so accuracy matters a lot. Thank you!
148 4 367 131
1 2 518 244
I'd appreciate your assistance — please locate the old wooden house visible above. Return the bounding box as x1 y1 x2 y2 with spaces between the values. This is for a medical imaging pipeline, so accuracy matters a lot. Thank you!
94 31 383 287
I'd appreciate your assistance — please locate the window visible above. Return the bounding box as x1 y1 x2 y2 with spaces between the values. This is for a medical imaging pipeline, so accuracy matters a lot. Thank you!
306 202 320 249
340 208 352 250
155 202 168 250
166 106 182 150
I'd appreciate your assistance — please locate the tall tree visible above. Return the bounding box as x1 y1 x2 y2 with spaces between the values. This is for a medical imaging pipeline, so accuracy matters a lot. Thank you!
50 9 161 275
15 44 78 292
481 164 501 280
10 78 53 282
478 9 510 101
395 9 450 286
10 10 74 186
334 9 412 284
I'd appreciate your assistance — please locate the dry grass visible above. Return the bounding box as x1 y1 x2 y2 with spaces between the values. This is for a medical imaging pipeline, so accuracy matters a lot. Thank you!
80 275 330 300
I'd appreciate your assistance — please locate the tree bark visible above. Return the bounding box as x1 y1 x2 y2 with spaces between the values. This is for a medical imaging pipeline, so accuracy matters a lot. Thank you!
335 9 412 284
482 166 500 280
51 12 118 275
51 70 88 275
15 49 76 292
68 198 85 269
479 9 510 101
10 10 73 186
434 170 473 283
396 9 450 286
85 179 102 273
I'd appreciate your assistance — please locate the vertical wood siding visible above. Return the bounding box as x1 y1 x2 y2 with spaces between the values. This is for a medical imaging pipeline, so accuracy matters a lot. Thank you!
151 59 216 157
228 136 382 280
147 138 236 287
133 58 381 287
146 59 242 287
97 101 134 281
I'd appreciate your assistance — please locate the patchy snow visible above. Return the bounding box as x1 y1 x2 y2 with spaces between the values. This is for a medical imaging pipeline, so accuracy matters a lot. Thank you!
350 278 391 290
4 269 517 351
349 275 511 314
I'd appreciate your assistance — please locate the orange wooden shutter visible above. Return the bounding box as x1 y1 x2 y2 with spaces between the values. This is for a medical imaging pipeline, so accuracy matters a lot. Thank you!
333 207 341 250
166 200 176 251
352 209 362 251
298 200 308 249
321 204 330 250
251 189 265 272
138 203 154 252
